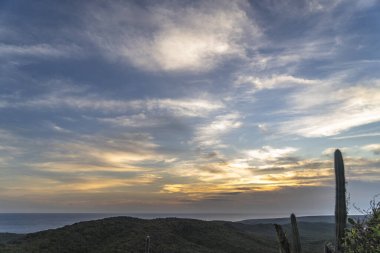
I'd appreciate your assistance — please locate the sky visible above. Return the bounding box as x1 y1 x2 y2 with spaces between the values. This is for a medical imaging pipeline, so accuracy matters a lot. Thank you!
0 0 379 217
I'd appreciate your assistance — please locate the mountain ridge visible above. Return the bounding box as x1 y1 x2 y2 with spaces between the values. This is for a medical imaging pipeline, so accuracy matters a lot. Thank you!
239 214 364 225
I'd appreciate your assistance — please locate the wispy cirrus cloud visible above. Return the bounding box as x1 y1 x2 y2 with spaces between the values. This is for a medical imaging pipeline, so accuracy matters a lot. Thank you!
98 113 159 128
236 74 317 90
252 0 343 15
241 0 372 74
0 43 81 58
244 146 298 163
254 39 339 70
193 113 242 148
39 132 169 170
280 80 380 137
332 132 380 140
85 0 260 72
362 144 380 155
0 84 224 117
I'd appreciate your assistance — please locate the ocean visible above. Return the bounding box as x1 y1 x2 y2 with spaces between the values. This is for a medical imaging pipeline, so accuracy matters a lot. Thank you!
0 213 257 234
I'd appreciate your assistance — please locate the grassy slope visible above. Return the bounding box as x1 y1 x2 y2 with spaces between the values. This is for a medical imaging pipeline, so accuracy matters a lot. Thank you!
0 217 335 253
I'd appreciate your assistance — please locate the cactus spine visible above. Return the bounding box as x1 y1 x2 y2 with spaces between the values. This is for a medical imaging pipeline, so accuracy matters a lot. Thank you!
334 149 347 253
290 213 302 253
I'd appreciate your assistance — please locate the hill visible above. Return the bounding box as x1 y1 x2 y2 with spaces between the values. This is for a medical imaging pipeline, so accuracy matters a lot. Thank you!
0 217 278 253
0 216 335 253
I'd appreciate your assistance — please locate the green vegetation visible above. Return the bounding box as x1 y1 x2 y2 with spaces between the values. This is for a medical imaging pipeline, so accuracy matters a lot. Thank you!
0 217 335 253
343 200 380 253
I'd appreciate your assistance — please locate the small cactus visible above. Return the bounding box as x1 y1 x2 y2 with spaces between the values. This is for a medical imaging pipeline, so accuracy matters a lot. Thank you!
324 242 335 253
274 224 291 253
145 235 150 253
290 213 302 253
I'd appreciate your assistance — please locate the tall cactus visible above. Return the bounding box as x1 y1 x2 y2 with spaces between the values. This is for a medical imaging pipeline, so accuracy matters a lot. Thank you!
290 213 302 253
334 149 347 253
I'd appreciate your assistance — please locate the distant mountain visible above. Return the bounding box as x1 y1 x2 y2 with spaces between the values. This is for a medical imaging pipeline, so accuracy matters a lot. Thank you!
240 215 335 225
0 216 336 253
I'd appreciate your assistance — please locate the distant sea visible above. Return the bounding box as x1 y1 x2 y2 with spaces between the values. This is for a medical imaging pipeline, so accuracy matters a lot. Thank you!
0 213 259 234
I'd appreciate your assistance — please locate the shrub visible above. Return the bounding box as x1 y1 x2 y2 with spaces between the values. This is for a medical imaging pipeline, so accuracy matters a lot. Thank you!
343 200 380 253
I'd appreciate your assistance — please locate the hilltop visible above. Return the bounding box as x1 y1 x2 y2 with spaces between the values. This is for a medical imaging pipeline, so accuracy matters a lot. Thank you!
0 216 334 253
